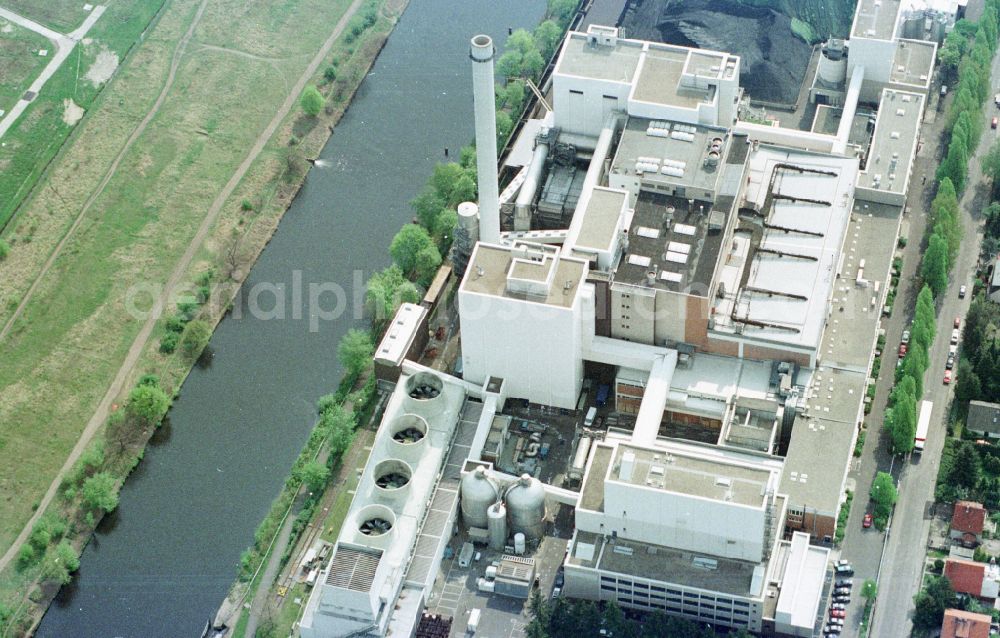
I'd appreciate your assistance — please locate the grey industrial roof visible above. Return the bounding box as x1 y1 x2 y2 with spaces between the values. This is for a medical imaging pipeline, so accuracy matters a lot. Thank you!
569 531 762 598
633 48 710 109
967 400 1000 435
374 303 426 366
613 191 726 293
781 200 902 514
857 89 923 196
712 146 858 351
461 244 586 309
891 39 936 88
607 443 772 507
575 187 626 252
611 117 728 194
852 0 902 40
556 33 641 83
326 545 382 590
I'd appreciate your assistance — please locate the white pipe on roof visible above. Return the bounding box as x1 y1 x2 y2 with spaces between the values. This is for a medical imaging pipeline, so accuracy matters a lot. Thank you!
631 353 679 448
514 140 549 230
833 65 865 155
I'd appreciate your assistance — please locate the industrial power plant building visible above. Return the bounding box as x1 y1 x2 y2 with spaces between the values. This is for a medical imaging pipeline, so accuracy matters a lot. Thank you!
299 0 945 633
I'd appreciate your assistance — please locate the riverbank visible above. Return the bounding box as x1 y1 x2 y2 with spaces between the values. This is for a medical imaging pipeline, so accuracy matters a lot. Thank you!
0 0 404 633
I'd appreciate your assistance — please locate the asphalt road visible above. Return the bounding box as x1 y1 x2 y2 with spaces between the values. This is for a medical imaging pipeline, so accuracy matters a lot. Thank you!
836 31 1000 638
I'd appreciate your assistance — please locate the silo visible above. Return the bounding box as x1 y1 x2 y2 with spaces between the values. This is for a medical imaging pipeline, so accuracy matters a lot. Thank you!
461 466 499 529
505 474 546 541
487 502 507 551
453 202 480 276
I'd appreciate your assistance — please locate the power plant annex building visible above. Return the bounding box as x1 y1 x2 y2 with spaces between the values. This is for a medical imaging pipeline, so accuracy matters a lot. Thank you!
300 0 940 634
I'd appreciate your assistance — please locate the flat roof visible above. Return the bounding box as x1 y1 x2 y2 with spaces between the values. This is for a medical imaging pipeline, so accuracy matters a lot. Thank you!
857 89 924 196
374 303 426 366
608 442 772 507
613 191 727 293
852 0 902 40
668 352 777 419
569 530 762 598
891 39 936 88
574 187 626 253
782 201 903 514
712 146 859 351
633 48 709 109
775 533 829 629
461 244 587 309
611 117 729 195
556 33 642 83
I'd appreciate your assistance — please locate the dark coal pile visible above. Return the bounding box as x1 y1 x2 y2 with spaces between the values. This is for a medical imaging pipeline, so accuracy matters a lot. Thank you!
622 0 812 104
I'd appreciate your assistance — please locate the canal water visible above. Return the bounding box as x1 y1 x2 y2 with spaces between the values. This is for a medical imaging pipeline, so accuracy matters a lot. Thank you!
36 1 544 635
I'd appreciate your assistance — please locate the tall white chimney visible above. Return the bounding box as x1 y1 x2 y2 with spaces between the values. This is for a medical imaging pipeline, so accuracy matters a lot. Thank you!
470 34 500 245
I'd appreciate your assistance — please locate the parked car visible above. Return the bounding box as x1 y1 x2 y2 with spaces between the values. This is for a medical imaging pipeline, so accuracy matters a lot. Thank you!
992 116 998 129
960 284 967 298
834 587 851 595
901 330 910 345
830 609 846 619
863 513 873 528
899 343 908 357
950 343 959 355
830 603 846 611
944 370 953 385
834 560 854 575
951 328 960 345
947 353 956 370
955 316 962 329
836 578 853 588
828 618 845 627
824 626 842 635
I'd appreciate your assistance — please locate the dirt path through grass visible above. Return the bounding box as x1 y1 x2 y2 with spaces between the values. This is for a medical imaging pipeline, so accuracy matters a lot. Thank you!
0 0 205 343
0 0 366 575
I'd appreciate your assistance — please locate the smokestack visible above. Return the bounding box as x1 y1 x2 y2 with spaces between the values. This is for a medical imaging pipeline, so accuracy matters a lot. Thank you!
470 34 500 245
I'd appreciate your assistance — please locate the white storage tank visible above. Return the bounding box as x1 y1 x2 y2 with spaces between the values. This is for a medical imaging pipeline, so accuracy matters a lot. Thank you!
461 466 499 529
487 501 507 551
505 474 545 541
514 532 526 555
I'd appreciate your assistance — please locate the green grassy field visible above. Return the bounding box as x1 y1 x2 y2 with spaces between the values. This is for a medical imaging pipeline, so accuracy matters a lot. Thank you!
0 0 356 554
0 1 168 231
3 0 92 32
0 19 50 116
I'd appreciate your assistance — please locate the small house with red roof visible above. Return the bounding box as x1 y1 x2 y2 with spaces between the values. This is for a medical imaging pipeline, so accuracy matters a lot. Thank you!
950 501 987 548
940 608 992 638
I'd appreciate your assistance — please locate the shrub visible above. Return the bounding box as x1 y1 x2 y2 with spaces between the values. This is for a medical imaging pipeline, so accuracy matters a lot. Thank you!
159 332 179 354
0 238 9 260
16 544 36 571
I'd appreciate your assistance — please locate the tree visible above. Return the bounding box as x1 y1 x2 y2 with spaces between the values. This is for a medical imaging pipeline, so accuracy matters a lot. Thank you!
411 186 445 230
507 29 538 57
390 224 438 277
955 359 982 402
295 460 330 492
338 328 373 378
950 441 982 490
547 0 577 25
300 85 324 117
913 576 956 629
414 244 442 285
451 174 477 206
365 266 420 327
983 142 1000 192
181 319 212 360
39 540 80 585
521 49 546 80
534 20 562 59
433 208 459 251
922 233 949 298
82 472 119 513
496 50 523 80
126 383 170 427
496 110 514 148
862 579 878 600
870 471 898 527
